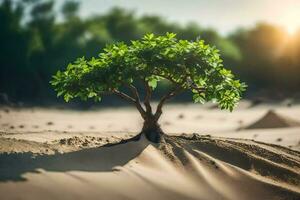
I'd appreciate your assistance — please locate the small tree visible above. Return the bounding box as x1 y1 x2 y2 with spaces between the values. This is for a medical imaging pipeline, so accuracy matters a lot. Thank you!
51 33 246 142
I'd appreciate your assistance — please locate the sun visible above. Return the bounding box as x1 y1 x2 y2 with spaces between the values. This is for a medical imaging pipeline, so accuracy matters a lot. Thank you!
279 10 300 35
286 24 299 35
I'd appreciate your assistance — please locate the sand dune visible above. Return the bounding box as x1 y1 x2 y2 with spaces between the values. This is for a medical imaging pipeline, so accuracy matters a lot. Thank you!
245 110 300 129
1 104 300 199
0 134 299 200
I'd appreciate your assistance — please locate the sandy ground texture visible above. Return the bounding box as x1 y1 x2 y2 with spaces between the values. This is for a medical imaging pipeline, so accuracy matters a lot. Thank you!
0 101 300 199
1 101 300 149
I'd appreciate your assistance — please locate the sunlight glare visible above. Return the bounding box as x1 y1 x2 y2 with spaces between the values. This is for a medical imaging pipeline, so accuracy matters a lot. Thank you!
279 10 300 35
286 24 299 35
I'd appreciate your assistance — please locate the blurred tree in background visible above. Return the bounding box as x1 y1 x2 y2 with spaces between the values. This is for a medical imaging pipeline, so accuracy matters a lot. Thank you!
0 0 299 105
229 24 300 96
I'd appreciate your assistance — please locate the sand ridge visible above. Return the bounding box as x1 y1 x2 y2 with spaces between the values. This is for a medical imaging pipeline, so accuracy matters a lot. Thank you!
245 110 300 129
1 104 300 199
0 134 299 200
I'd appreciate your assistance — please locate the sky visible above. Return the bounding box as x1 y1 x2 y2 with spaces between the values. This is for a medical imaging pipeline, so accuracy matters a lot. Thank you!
59 0 300 35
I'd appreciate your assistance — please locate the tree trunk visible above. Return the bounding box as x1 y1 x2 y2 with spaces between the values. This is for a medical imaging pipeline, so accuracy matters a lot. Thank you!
142 115 163 143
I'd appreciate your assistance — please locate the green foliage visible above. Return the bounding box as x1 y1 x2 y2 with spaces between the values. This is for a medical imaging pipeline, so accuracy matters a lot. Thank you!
2 0 300 103
51 33 246 111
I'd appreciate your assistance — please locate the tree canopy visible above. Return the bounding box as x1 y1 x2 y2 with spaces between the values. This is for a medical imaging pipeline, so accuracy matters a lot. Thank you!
51 33 246 116
2 0 299 103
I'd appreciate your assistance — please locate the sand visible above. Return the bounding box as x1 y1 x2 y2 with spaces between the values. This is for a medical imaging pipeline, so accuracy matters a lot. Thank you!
1 101 300 149
0 101 300 199
244 109 300 129
0 134 299 200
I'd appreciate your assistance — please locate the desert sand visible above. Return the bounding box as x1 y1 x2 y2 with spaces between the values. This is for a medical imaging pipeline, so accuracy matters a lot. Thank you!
0 101 300 199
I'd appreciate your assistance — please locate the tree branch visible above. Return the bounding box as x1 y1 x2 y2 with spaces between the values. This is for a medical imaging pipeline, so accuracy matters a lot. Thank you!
113 89 136 103
154 86 185 120
123 82 147 118
143 80 152 114
123 82 140 101
113 89 146 119
188 83 206 93
152 73 180 86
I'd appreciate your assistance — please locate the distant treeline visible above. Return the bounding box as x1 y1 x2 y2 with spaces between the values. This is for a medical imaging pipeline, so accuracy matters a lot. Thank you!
1 0 300 104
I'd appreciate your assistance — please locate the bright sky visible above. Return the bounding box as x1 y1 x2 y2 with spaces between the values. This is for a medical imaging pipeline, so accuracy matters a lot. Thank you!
63 0 300 35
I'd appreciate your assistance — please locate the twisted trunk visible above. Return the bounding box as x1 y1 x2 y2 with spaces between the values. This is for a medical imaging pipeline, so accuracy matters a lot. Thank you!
114 82 185 143
142 114 163 143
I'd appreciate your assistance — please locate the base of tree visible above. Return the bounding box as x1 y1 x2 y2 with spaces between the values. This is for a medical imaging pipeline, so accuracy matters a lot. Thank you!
141 121 164 143
142 129 163 143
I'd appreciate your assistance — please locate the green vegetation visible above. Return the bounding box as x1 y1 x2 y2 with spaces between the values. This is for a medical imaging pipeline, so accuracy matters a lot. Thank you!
1 0 300 104
51 33 246 142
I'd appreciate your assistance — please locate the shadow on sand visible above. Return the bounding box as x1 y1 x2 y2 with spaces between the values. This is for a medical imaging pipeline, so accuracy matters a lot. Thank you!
0 136 149 182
